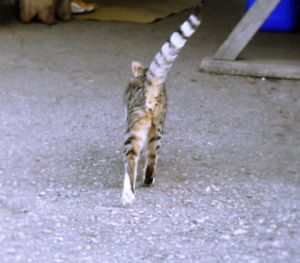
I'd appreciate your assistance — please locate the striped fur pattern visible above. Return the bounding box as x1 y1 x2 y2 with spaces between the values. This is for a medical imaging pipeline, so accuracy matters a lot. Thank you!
122 5 202 205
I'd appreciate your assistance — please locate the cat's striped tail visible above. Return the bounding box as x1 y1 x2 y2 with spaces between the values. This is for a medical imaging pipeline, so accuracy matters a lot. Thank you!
146 4 202 86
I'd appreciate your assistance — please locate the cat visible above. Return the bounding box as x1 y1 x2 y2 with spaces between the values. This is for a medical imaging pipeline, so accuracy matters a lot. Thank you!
122 4 203 205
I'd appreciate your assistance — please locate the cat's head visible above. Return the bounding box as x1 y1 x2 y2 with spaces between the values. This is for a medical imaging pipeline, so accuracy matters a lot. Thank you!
131 61 147 79
130 61 162 112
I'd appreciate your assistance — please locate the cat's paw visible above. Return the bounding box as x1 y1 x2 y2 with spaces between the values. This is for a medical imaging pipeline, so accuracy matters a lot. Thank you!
121 189 135 206
144 176 155 186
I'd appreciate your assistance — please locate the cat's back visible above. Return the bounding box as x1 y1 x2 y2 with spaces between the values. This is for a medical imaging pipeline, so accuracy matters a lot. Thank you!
124 69 167 126
124 77 146 110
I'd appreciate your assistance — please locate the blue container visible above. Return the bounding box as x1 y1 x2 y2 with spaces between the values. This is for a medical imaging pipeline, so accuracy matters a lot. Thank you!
246 0 299 32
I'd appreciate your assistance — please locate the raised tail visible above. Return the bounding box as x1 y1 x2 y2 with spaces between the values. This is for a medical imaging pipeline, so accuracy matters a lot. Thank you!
146 4 203 86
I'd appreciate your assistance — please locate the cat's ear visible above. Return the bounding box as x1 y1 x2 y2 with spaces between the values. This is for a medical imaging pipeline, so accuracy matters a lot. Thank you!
131 61 145 77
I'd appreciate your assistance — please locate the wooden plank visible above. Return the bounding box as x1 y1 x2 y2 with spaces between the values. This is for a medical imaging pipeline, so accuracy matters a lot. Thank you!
213 0 280 61
200 57 300 79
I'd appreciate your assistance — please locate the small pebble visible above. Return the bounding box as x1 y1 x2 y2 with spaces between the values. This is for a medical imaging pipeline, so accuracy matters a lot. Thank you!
205 186 211 193
220 234 231 240
193 217 208 224
271 240 280 248
233 229 247 235
39 191 46 196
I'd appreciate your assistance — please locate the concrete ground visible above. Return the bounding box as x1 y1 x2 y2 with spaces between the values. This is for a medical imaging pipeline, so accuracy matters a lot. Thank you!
0 1 300 262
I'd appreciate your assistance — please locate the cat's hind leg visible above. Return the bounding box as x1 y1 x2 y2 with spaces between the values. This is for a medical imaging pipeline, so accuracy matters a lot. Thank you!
144 125 162 186
122 120 150 205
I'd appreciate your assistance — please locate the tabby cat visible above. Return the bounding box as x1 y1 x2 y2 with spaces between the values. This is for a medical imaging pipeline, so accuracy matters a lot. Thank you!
122 4 202 205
